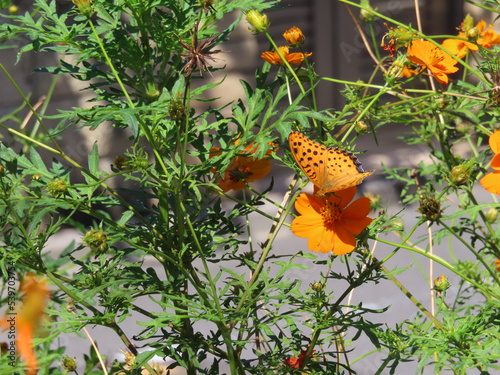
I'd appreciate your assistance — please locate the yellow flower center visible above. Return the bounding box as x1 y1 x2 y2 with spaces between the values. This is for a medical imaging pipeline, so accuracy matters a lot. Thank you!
320 200 342 228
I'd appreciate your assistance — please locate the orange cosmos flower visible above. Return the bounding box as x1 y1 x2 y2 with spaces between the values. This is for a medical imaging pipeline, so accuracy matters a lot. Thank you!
0 274 50 375
441 36 478 59
442 20 500 58
283 26 305 46
480 130 500 196
291 187 373 255
406 39 459 84
210 143 273 193
261 46 312 66
476 20 500 48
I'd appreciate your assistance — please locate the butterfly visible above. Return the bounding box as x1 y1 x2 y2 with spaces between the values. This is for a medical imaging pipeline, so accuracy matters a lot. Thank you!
288 131 373 196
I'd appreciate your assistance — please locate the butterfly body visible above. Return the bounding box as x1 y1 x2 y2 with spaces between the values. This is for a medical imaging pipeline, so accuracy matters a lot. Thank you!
288 132 373 196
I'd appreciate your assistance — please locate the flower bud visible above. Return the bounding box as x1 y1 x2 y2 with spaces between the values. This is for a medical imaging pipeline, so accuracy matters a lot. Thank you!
485 207 498 223
8 5 18 14
359 0 377 23
72 0 94 17
417 191 441 221
246 10 270 34
283 27 305 47
168 96 186 121
0 165 4 177
113 156 130 171
434 95 449 109
390 218 404 231
61 356 78 372
466 27 480 42
311 282 325 292
83 229 108 253
433 275 450 292
355 120 369 134
32 174 43 181
199 0 216 10
364 192 381 209
450 165 469 186
47 179 68 198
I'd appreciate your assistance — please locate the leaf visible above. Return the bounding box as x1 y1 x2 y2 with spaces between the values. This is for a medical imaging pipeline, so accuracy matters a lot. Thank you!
117 210 135 226
121 110 139 138
88 142 99 176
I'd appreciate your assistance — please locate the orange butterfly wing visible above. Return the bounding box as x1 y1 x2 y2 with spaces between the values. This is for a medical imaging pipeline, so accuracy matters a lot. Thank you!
288 132 373 195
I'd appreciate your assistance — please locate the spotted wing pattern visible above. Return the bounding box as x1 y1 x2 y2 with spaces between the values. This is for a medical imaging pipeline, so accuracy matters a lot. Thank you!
288 131 373 195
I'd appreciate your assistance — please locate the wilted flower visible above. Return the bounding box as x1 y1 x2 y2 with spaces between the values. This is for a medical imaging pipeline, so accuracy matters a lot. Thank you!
284 349 315 369
417 190 442 221
381 24 416 56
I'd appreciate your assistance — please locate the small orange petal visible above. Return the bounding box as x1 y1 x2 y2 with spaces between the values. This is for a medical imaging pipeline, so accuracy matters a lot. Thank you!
480 172 500 195
488 130 500 154
491 154 500 170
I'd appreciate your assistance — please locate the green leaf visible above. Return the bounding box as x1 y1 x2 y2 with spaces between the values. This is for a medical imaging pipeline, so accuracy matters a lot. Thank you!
88 142 99 176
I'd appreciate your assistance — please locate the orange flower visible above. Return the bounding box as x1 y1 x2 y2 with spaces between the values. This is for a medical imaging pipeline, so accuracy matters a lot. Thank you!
0 274 50 375
442 36 478 59
406 39 459 84
494 259 500 272
291 187 373 255
210 143 273 193
442 20 500 58
476 20 500 48
284 349 315 369
261 46 312 66
480 130 500 196
283 26 305 46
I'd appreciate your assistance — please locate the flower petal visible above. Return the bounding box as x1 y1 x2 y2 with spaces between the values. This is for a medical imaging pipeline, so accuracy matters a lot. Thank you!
331 224 357 255
480 172 500 195
294 193 324 215
491 154 500 170
343 197 371 219
489 130 500 154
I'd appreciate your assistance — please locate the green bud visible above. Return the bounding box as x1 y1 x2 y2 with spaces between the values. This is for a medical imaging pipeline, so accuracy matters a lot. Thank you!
246 10 270 34
72 0 94 17
433 275 450 292
450 165 469 186
466 27 480 41
355 121 369 134
61 356 78 372
485 207 498 223
83 229 108 253
47 179 68 198
359 0 377 23
311 282 325 292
